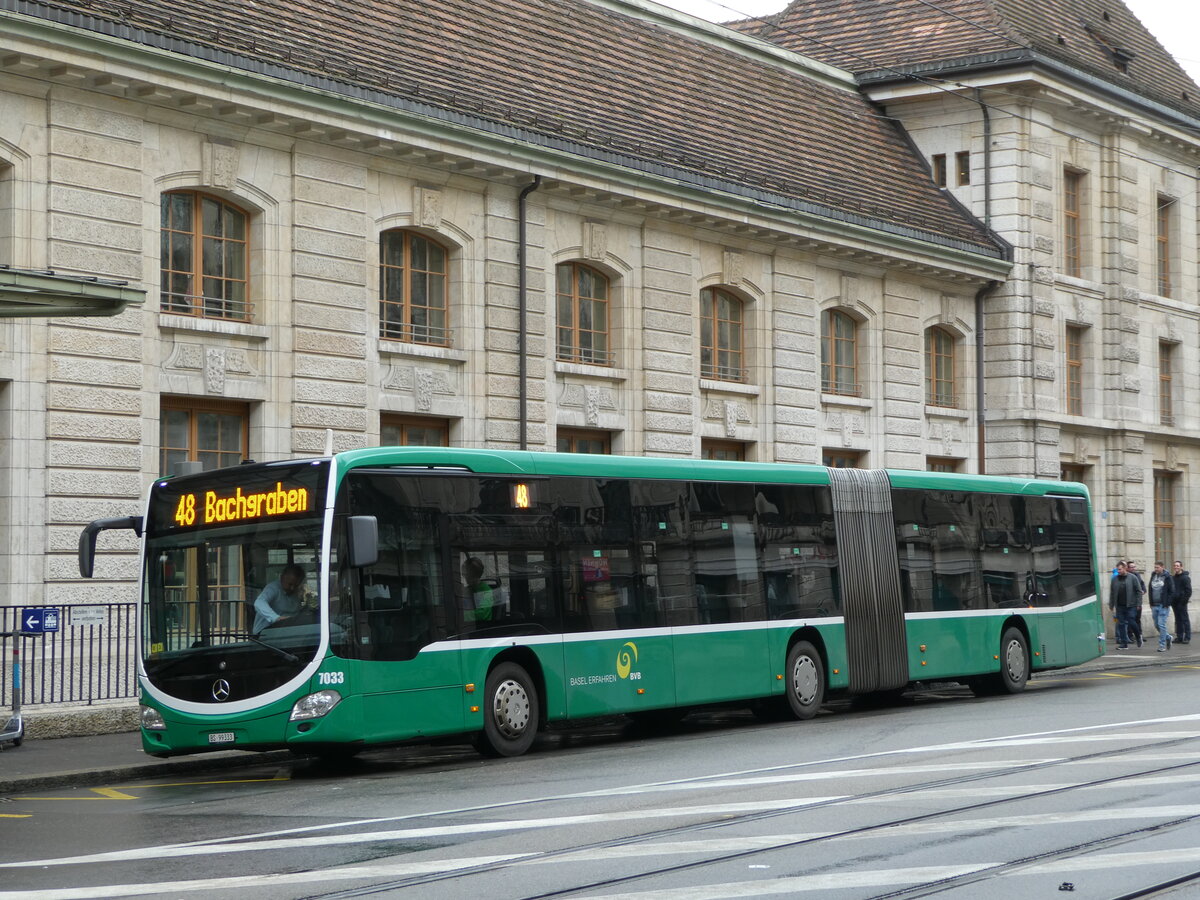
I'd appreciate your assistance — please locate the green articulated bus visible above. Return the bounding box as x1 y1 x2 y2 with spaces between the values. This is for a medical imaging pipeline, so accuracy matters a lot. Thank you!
79 448 1104 759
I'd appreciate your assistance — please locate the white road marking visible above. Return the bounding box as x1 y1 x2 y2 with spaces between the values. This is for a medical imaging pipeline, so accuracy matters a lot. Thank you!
6 714 1200 893
0 797 847 868
8 806 1200 899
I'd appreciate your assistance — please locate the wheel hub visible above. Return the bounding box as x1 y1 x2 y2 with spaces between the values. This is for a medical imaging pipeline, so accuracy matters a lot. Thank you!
493 679 531 738
792 656 818 705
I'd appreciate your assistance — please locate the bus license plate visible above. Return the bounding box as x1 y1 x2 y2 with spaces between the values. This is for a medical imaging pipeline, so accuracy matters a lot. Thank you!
208 732 236 744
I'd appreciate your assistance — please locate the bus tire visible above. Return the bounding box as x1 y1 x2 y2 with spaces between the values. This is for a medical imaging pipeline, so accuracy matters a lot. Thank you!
972 627 1029 696
480 662 539 758
785 641 825 720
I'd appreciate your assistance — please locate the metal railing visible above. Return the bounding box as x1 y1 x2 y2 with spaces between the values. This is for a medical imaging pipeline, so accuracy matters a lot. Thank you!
0 604 137 708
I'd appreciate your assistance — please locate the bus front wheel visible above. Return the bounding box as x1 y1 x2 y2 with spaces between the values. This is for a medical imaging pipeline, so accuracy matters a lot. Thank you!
971 627 1029 696
479 662 539 757
785 641 825 720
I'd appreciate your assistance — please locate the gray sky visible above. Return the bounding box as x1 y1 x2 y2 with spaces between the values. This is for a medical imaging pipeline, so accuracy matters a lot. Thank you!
658 0 1200 85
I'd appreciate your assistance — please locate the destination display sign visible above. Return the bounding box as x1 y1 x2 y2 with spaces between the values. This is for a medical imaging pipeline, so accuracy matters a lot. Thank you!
173 481 311 527
148 461 328 536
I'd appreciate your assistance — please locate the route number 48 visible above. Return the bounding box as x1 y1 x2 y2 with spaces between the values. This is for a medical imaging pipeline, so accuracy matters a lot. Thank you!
174 494 196 526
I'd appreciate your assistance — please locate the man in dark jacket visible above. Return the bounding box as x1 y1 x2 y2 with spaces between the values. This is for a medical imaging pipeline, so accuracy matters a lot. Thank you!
1110 562 1143 650
1148 561 1176 651
1172 560 1192 644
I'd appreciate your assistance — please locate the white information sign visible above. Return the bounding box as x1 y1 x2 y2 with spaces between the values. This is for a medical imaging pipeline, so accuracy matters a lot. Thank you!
71 606 107 627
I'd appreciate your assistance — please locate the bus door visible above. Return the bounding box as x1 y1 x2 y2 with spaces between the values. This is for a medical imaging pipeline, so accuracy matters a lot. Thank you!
828 468 908 693
672 481 770 706
556 478 675 718
447 508 567 717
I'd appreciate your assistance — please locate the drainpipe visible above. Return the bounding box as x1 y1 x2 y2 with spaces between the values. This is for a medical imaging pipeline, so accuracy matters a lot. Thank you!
517 175 542 451
973 88 996 476
975 279 998 475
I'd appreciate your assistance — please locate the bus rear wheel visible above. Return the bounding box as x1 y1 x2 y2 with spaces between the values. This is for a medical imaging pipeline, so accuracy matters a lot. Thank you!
479 662 539 757
785 641 825 720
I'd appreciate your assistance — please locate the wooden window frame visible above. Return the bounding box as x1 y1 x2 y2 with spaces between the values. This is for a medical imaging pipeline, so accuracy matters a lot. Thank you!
701 440 747 461
379 230 451 346
1157 195 1174 298
926 326 956 407
823 449 864 468
1063 170 1082 278
556 262 611 366
556 429 611 454
1159 342 1175 426
380 414 450 447
955 151 971 186
1066 326 1084 416
1154 471 1178 565
700 287 746 382
821 309 860 397
1060 463 1088 484
926 457 961 473
932 154 947 188
159 397 249 476
160 191 250 321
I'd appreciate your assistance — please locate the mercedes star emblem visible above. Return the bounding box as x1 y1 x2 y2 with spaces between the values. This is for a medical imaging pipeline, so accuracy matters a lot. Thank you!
212 679 231 702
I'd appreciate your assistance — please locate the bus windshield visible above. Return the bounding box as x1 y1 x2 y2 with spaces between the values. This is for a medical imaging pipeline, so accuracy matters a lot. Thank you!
141 460 329 704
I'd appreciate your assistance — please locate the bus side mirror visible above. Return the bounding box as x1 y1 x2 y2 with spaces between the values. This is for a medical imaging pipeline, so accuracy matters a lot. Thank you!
78 516 143 578
346 516 378 569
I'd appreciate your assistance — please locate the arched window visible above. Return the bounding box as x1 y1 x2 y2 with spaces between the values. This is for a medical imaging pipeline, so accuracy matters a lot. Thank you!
556 262 610 365
700 287 745 382
160 191 249 320
926 326 956 407
380 230 449 345
821 310 858 396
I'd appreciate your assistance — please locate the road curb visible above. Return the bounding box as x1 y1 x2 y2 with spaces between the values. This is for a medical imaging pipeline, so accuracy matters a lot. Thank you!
0 749 295 795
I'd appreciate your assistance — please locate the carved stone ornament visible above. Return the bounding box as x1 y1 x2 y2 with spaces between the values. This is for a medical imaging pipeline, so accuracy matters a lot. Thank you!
723 250 744 286
583 222 607 261
724 400 739 438
1074 436 1089 465
205 348 226 395
414 369 435 411
202 141 239 191
414 187 442 229
383 364 455 402
582 386 602 425
164 343 204 371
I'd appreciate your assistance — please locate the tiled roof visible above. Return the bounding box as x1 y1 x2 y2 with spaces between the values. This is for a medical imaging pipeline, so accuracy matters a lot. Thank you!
729 0 1200 119
9 0 1002 256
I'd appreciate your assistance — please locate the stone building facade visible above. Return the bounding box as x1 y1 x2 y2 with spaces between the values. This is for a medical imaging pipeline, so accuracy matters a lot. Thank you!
736 0 1200 573
0 0 1011 634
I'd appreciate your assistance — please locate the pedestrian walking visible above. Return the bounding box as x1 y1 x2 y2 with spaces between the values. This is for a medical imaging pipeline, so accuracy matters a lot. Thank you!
1148 561 1175 651
1110 561 1143 650
1172 560 1192 644
1127 561 1146 647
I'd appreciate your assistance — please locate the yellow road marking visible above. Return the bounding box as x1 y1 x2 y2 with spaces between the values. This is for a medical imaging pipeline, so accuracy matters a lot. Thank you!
91 787 138 799
14 775 288 801
0 813 32 818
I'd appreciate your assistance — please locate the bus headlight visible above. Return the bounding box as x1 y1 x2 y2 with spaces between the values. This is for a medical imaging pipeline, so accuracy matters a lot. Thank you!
140 705 166 731
290 690 342 721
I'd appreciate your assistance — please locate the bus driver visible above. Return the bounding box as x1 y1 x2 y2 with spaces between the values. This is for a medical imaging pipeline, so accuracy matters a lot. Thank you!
252 564 306 633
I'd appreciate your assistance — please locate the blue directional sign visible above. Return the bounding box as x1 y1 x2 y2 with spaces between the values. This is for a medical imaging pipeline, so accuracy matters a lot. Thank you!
21 608 60 634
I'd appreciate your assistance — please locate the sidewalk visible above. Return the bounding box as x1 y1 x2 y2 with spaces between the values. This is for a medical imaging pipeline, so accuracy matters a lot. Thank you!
2 636 1197 795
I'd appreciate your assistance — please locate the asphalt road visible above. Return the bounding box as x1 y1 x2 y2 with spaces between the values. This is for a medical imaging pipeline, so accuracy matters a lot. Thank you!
4 664 1200 899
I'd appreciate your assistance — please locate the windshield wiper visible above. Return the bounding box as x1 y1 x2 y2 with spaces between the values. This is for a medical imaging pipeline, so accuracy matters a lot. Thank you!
231 632 301 664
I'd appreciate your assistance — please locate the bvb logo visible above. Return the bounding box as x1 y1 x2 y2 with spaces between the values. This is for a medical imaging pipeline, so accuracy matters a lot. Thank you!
616 641 638 679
